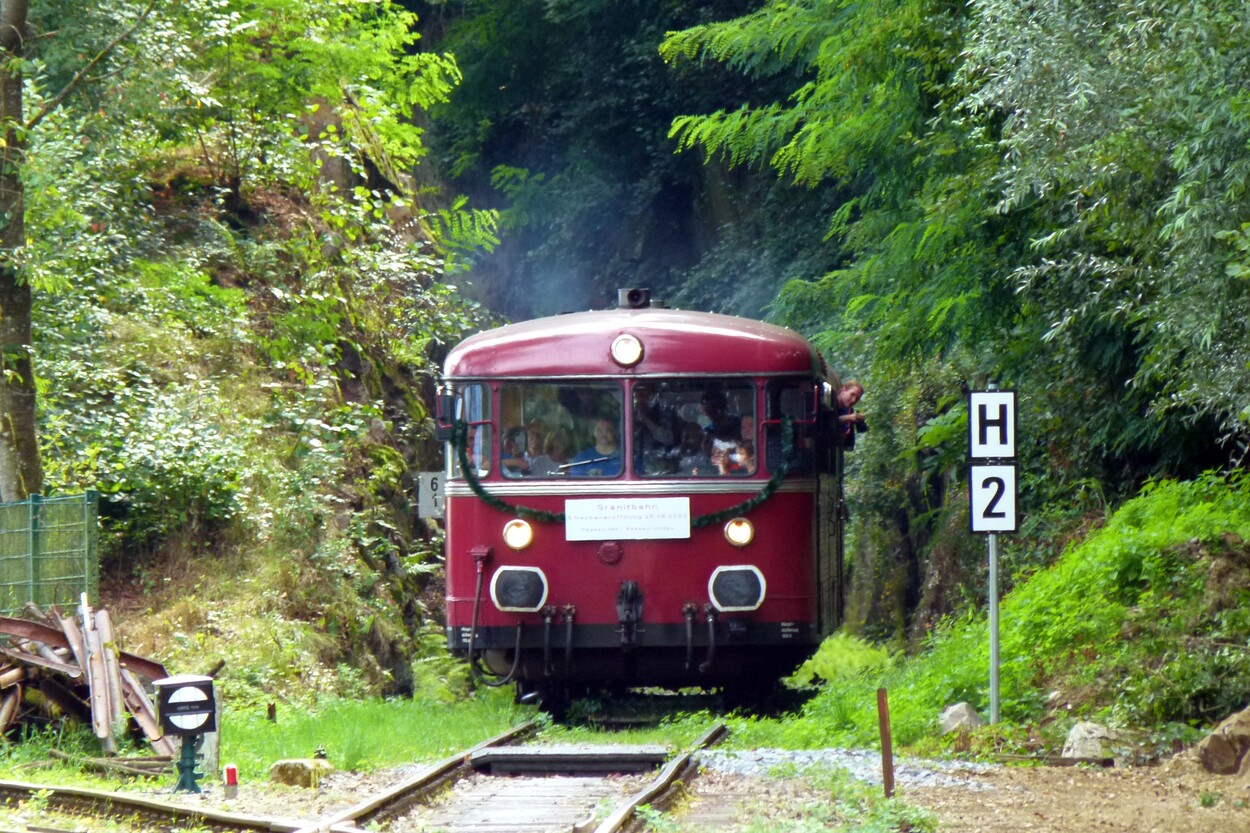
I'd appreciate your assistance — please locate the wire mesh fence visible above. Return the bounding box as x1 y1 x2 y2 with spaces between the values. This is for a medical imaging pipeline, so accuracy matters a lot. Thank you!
0 492 98 616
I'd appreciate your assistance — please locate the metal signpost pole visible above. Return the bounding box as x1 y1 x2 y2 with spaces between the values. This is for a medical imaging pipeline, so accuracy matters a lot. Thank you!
988 531 999 724
986 383 999 725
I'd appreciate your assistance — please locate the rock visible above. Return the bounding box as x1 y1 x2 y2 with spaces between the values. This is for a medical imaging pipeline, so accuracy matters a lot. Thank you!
1062 721 1119 759
269 758 335 787
939 702 986 734
1196 706 1250 774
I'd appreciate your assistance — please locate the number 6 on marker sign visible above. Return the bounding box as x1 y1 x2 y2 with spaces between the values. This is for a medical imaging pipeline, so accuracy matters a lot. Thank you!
970 464 1018 533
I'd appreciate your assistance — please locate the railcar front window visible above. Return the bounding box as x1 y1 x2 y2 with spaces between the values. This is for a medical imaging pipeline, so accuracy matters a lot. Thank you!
633 380 756 477
499 382 623 478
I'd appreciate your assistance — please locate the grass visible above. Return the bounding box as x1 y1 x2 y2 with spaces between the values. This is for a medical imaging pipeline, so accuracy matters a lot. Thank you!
0 695 934 833
537 710 719 749
219 689 532 779
0 690 531 794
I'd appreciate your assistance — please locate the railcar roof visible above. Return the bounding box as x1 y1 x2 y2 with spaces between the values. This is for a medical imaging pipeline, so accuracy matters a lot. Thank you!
444 307 820 378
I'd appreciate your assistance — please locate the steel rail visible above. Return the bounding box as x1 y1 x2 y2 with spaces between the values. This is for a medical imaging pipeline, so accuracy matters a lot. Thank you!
0 779 303 833
586 721 727 833
0 720 540 833
288 719 540 833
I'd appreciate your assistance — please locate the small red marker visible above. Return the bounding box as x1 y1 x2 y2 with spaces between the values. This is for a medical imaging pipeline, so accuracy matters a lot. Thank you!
223 763 239 798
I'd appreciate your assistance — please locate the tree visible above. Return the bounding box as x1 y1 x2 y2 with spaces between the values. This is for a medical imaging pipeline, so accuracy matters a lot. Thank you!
416 0 830 319
960 0 1250 448
0 0 39 500
0 0 157 501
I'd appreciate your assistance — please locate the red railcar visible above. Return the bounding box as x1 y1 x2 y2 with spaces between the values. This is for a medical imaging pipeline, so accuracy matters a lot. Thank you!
438 290 845 711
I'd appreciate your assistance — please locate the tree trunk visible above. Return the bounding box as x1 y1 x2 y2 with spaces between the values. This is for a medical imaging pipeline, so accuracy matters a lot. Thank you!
0 0 44 500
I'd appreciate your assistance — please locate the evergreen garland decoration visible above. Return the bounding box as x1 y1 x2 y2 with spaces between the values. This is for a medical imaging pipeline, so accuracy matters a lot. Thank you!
453 420 565 522
692 417 794 528
450 418 796 527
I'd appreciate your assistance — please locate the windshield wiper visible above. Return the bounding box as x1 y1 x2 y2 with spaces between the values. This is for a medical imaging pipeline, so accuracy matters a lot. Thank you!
560 455 618 469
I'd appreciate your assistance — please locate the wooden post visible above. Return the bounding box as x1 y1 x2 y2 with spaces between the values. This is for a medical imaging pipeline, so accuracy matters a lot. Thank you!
877 687 894 798
201 698 222 777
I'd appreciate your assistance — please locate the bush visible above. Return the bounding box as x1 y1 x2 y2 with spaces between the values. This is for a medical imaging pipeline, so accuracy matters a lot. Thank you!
768 472 1250 749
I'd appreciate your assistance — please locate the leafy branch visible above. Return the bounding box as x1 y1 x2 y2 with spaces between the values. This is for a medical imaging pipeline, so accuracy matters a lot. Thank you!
24 0 157 133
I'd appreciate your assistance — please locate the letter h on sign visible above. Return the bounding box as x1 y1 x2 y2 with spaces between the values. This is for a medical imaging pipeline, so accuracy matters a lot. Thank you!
968 390 1016 459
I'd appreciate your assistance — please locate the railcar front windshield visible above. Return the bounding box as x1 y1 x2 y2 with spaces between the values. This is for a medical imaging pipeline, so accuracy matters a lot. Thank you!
453 377 818 480
499 382 624 478
631 380 756 477
489 379 764 479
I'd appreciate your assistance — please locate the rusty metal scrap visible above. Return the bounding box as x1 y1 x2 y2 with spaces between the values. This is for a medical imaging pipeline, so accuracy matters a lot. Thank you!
0 604 174 758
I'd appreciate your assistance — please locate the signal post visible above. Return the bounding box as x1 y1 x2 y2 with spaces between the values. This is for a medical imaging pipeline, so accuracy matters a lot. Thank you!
968 386 1018 724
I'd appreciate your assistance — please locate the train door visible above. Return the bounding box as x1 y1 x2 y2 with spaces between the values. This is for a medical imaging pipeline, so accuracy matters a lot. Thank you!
763 377 843 636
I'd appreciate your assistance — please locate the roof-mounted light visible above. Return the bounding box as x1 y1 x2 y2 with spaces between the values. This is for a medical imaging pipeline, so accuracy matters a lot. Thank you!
610 333 644 367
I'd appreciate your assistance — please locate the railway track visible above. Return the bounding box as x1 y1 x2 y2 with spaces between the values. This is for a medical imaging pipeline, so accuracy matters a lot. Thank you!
0 721 726 833
376 722 725 833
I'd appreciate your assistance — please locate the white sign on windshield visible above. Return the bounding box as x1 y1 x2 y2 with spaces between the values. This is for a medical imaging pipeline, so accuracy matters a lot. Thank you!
565 497 691 541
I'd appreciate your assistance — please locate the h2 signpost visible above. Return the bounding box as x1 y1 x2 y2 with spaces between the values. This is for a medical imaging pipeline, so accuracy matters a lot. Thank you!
968 387 1018 724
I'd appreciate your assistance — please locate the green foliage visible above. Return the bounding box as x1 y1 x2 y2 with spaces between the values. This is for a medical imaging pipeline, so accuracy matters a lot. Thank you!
747 473 1250 749
410 623 473 702
423 0 811 317
39 263 254 551
142 0 462 187
664 0 1010 360
959 0 1250 445
20 106 158 293
16 0 500 701
788 633 893 688
668 179 845 317
656 0 1250 650
664 0 941 185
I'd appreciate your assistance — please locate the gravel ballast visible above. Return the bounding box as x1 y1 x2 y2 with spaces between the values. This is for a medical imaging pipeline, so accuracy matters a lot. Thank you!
696 748 999 790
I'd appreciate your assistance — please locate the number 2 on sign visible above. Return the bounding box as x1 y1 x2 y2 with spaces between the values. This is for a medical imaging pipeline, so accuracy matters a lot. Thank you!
981 476 1006 518
969 464 1016 533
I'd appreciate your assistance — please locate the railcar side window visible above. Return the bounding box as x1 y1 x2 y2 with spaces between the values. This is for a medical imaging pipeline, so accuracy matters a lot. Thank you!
764 378 818 475
633 380 756 477
499 382 623 478
450 384 491 478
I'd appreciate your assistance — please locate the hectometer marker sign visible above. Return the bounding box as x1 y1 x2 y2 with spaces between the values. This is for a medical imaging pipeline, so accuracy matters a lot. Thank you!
969 463 1018 533
968 389 1017 459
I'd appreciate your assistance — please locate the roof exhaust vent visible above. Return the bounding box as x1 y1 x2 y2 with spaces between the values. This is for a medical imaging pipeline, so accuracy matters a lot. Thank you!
618 288 651 309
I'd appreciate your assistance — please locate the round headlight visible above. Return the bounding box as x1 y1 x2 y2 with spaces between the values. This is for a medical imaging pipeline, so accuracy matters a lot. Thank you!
724 517 754 547
610 333 644 367
502 519 534 550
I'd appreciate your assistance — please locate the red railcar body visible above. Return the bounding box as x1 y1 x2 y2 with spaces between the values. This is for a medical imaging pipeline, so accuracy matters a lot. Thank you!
440 296 844 709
